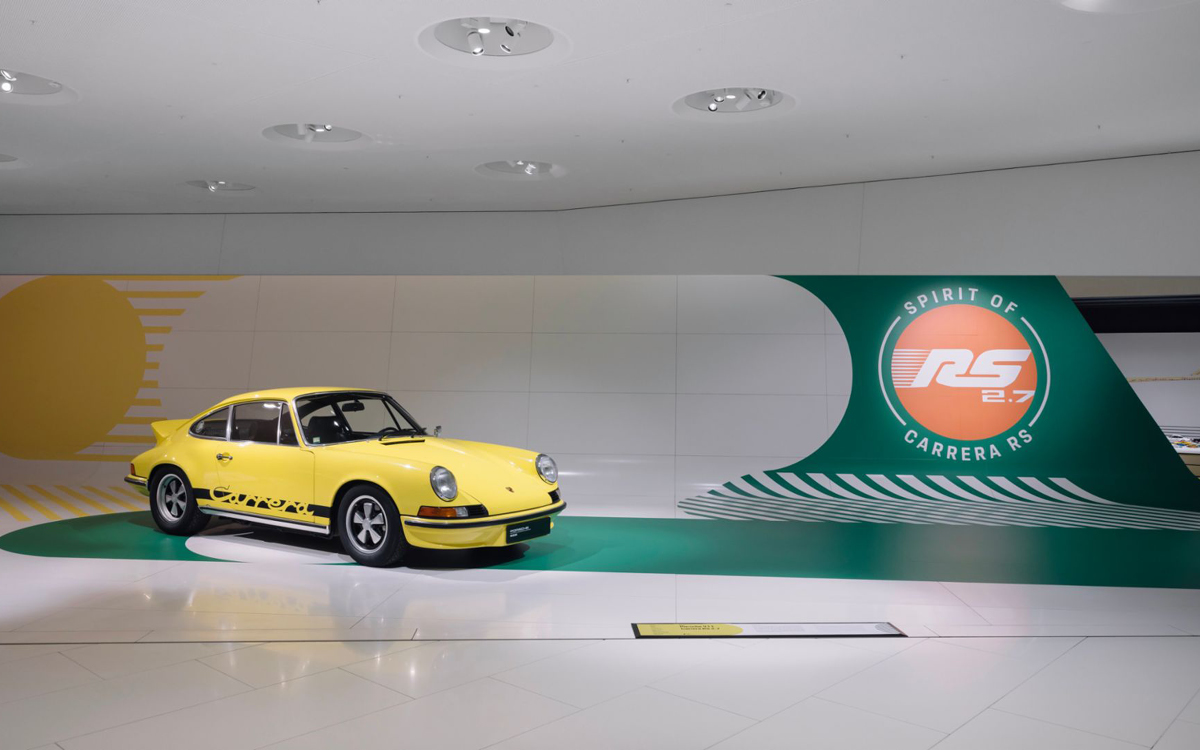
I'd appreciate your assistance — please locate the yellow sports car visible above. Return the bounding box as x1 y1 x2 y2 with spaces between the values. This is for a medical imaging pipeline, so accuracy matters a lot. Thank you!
125 388 564 566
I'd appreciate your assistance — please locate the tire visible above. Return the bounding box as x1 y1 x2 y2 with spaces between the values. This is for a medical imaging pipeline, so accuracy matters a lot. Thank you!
149 468 210 536
336 484 407 567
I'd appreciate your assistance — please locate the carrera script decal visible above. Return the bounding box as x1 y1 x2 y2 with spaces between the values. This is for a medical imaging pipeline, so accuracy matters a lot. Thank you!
206 488 327 521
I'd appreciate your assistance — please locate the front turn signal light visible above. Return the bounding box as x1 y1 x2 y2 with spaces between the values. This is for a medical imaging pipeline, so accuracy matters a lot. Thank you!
418 506 470 519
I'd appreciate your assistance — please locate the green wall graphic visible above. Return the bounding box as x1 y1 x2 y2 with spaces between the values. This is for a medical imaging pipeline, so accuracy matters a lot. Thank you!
681 276 1200 522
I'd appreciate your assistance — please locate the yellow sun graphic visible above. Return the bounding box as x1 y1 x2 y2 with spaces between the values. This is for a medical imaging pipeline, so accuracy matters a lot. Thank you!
0 275 232 463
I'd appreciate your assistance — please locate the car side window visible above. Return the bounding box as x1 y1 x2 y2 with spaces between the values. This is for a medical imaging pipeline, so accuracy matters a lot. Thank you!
231 402 283 444
279 405 299 446
191 407 230 440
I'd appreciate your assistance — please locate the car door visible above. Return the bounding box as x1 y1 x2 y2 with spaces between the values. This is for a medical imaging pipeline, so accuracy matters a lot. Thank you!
215 401 318 527
184 405 231 506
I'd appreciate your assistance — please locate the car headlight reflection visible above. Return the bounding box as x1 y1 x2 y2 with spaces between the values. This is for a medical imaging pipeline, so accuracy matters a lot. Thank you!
536 454 558 484
430 466 457 500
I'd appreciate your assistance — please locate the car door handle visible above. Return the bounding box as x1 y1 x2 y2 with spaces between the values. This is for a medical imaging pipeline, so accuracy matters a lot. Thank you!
216 453 233 461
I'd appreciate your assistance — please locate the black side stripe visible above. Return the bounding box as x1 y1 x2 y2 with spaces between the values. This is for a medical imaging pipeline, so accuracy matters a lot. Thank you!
194 486 329 519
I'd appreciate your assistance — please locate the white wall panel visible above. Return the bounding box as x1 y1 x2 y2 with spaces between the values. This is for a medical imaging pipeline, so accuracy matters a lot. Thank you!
827 395 850 434
527 393 675 455
859 152 1200 275
825 334 853 396
217 212 564 275
388 332 531 392
392 276 534 333
677 334 825 395
157 331 254 389
677 276 826 334
0 215 225 274
1130 383 1200 427
552 454 676 498
531 334 676 393
249 332 390 391
1097 332 1200 428
0 272 928 518
255 276 395 332
166 275 261 332
676 394 828 457
150 388 256 422
675 456 800 503
560 184 863 274
1097 333 1200 379
532 276 676 333
825 307 844 336
563 495 677 518
389 391 529 449
3 153 1197 276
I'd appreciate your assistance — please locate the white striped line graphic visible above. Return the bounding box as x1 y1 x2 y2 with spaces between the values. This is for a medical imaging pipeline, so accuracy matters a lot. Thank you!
677 472 1200 530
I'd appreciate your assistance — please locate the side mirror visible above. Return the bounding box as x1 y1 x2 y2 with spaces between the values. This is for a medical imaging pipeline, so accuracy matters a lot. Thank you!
433 425 442 437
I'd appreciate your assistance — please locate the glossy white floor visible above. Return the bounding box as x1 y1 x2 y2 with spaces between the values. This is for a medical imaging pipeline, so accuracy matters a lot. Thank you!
1 632 1200 749
5 522 1200 748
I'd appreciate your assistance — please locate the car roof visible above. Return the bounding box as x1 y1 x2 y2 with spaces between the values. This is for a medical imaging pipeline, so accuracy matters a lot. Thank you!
212 387 384 407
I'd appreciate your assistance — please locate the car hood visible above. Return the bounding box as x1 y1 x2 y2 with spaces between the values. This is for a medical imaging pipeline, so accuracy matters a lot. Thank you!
324 437 554 512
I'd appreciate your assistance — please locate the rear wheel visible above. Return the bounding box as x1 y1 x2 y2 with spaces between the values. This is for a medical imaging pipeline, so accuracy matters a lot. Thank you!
149 469 209 536
337 485 406 567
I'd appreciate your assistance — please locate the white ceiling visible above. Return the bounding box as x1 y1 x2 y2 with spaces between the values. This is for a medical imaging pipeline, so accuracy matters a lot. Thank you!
0 0 1198 213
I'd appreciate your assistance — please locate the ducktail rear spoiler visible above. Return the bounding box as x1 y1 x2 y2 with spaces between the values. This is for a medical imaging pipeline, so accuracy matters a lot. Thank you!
151 419 187 445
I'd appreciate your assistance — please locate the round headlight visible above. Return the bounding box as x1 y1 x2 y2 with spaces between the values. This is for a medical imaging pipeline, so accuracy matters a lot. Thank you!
430 466 457 500
535 454 558 484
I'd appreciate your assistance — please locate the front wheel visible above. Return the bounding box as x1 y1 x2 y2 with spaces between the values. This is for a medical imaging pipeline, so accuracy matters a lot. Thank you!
337 485 406 567
149 469 209 536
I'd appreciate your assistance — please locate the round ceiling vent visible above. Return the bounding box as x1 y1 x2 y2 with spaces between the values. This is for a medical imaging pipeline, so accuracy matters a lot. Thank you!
186 180 256 195
476 160 564 180
262 123 370 150
419 18 570 70
673 87 795 121
0 68 77 105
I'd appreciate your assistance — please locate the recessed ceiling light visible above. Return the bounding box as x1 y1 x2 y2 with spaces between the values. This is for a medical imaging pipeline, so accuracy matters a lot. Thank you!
683 88 786 114
673 88 795 121
262 123 370 150
1060 0 1199 12
0 68 75 104
186 180 256 194
477 160 563 180
433 17 554 56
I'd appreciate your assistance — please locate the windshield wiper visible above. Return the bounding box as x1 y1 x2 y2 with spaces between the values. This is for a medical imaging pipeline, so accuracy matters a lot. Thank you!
371 427 422 440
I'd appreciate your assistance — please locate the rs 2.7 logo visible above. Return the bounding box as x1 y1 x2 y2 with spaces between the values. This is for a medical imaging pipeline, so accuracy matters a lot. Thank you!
893 348 1034 404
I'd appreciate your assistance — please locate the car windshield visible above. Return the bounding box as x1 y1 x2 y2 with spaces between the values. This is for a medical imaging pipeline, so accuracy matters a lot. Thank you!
294 392 424 446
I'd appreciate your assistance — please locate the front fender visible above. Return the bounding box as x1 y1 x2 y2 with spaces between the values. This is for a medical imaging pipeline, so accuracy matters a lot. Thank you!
315 452 456 515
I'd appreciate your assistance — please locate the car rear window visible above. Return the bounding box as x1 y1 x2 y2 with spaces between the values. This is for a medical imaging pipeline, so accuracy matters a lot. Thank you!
191 407 230 439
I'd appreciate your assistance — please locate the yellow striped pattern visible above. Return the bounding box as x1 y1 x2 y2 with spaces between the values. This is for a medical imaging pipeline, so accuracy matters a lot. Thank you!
104 275 238 281
0 484 146 523
124 290 206 299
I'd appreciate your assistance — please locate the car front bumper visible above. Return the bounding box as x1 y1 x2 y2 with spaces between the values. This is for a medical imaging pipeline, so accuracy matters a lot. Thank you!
400 500 566 549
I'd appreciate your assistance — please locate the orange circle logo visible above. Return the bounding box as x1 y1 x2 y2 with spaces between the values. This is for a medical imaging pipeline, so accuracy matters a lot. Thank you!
888 305 1038 441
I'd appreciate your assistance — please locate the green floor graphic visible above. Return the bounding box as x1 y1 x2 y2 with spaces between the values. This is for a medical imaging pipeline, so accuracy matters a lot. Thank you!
0 513 211 562
4 512 1200 589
